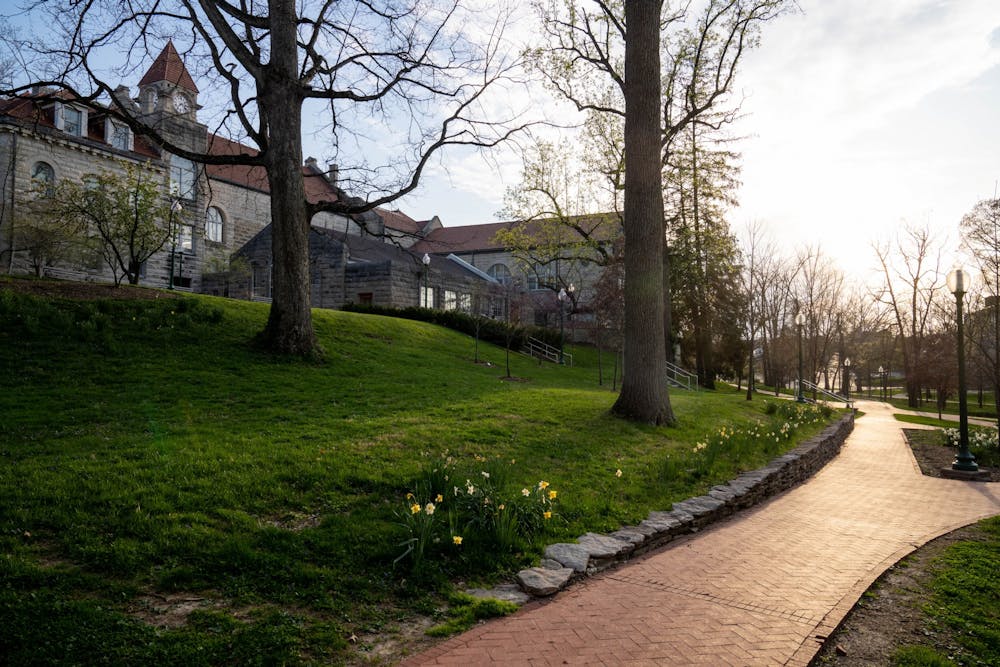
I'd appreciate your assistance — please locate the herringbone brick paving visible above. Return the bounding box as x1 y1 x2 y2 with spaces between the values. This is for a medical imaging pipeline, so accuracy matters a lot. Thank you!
405 400 1000 666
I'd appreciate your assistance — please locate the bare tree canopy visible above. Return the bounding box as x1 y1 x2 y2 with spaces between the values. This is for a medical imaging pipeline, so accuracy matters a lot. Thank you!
2 0 530 354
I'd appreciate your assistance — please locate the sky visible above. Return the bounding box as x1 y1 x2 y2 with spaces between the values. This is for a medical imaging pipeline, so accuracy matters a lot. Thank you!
393 0 1000 284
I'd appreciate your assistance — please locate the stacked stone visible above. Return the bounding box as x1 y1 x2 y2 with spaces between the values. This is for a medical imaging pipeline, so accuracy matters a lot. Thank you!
514 413 855 597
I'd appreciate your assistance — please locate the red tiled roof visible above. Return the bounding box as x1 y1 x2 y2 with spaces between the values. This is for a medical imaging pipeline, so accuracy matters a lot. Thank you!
204 134 340 205
138 41 199 93
413 221 512 253
377 208 424 234
412 214 621 255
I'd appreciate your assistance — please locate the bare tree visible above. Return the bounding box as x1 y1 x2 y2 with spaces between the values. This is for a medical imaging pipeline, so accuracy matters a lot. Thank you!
960 198 1000 437
3 0 528 355
528 0 791 422
873 225 945 407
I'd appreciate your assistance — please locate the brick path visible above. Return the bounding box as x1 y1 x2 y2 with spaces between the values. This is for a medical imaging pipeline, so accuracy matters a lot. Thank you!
405 400 1000 666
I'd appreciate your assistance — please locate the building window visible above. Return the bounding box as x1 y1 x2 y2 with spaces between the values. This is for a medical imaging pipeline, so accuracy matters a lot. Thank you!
252 264 272 299
169 155 197 200
108 121 132 150
62 106 83 136
31 162 55 193
358 292 373 305
527 262 556 291
205 206 224 243
488 263 512 285
458 293 471 312
443 290 457 311
176 224 194 254
420 285 434 308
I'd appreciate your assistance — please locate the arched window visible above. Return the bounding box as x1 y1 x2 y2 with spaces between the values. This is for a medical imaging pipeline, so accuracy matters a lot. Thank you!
31 161 54 184
488 263 512 285
31 162 55 195
205 206 224 243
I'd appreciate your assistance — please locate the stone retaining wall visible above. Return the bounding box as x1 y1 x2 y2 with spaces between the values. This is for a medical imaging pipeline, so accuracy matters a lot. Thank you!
515 413 855 597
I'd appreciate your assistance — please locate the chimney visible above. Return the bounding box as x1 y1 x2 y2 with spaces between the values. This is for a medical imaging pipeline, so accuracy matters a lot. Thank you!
327 163 339 187
112 85 137 112
304 156 318 171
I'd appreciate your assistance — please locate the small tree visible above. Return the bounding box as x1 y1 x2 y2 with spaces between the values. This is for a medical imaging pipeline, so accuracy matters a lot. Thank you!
13 185 89 277
49 164 180 286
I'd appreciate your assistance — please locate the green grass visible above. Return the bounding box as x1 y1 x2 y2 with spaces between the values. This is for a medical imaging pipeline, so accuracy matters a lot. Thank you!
893 517 1000 666
0 286 840 664
889 395 998 419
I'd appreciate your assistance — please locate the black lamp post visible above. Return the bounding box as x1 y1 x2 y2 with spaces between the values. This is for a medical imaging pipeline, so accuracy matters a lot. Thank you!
167 200 182 289
947 267 978 472
843 357 851 403
795 311 807 402
421 253 431 308
557 286 567 364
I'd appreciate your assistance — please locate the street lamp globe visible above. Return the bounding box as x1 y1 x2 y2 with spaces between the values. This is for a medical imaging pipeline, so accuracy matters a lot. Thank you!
422 253 431 267
947 267 968 296
795 312 806 327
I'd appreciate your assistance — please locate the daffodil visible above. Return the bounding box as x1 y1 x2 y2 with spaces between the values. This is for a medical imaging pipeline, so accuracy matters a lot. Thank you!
481 471 490 479
410 503 421 514
538 480 550 490
406 492 414 500
543 511 552 520
615 469 623 478
435 494 443 503
425 502 436 515
452 535 463 545
521 488 531 496
548 490 557 500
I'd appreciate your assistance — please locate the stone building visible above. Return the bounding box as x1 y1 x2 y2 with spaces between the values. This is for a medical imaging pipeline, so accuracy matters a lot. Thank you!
0 41 618 332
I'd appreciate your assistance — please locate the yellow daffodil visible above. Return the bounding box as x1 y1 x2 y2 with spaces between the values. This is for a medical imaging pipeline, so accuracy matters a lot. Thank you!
435 494 443 503
548 490 557 500
538 480 550 490
410 503 421 514
452 535 463 545
406 492 414 500
543 511 552 520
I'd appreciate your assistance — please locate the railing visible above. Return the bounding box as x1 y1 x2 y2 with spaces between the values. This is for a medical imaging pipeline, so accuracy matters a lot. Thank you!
666 361 698 390
800 380 853 408
522 336 573 366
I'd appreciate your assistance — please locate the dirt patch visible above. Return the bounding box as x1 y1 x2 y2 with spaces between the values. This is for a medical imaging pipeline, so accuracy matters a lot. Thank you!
812 524 986 665
903 429 1000 482
262 511 323 532
0 275 179 301
350 615 440 665
127 593 231 629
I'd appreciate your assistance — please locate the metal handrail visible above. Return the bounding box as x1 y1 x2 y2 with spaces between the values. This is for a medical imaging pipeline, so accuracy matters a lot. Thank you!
800 380 853 407
523 337 573 366
666 361 697 390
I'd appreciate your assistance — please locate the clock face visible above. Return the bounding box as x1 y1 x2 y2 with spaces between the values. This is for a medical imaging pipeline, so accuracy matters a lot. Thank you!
173 93 190 113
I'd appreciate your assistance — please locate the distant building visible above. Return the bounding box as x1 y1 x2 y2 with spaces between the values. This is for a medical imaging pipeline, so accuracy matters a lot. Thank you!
0 42 619 335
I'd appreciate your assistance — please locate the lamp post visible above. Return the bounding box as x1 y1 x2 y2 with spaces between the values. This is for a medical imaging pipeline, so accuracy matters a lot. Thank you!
878 365 885 401
167 200 183 289
421 253 431 308
843 357 851 403
795 311 807 402
947 267 978 472
557 286 567 364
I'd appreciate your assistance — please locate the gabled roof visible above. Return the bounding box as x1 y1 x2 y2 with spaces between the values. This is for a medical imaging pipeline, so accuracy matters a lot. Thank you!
412 214 621 255
138 41 199 93
413 221 513 254
205 134 341 205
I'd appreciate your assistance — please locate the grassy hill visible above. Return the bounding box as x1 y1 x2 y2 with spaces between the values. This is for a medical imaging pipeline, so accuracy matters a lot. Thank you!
0 281 836 664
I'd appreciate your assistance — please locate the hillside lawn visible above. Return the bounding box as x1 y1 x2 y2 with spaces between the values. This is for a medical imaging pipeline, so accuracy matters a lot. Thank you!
1 280 839 665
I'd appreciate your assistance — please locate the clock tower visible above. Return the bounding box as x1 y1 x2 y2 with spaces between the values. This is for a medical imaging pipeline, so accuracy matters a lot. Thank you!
137 40 206 155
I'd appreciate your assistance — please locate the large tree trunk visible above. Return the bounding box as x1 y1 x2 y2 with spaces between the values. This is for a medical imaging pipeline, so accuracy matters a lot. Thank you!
258 0 317 356
612 0 674 425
